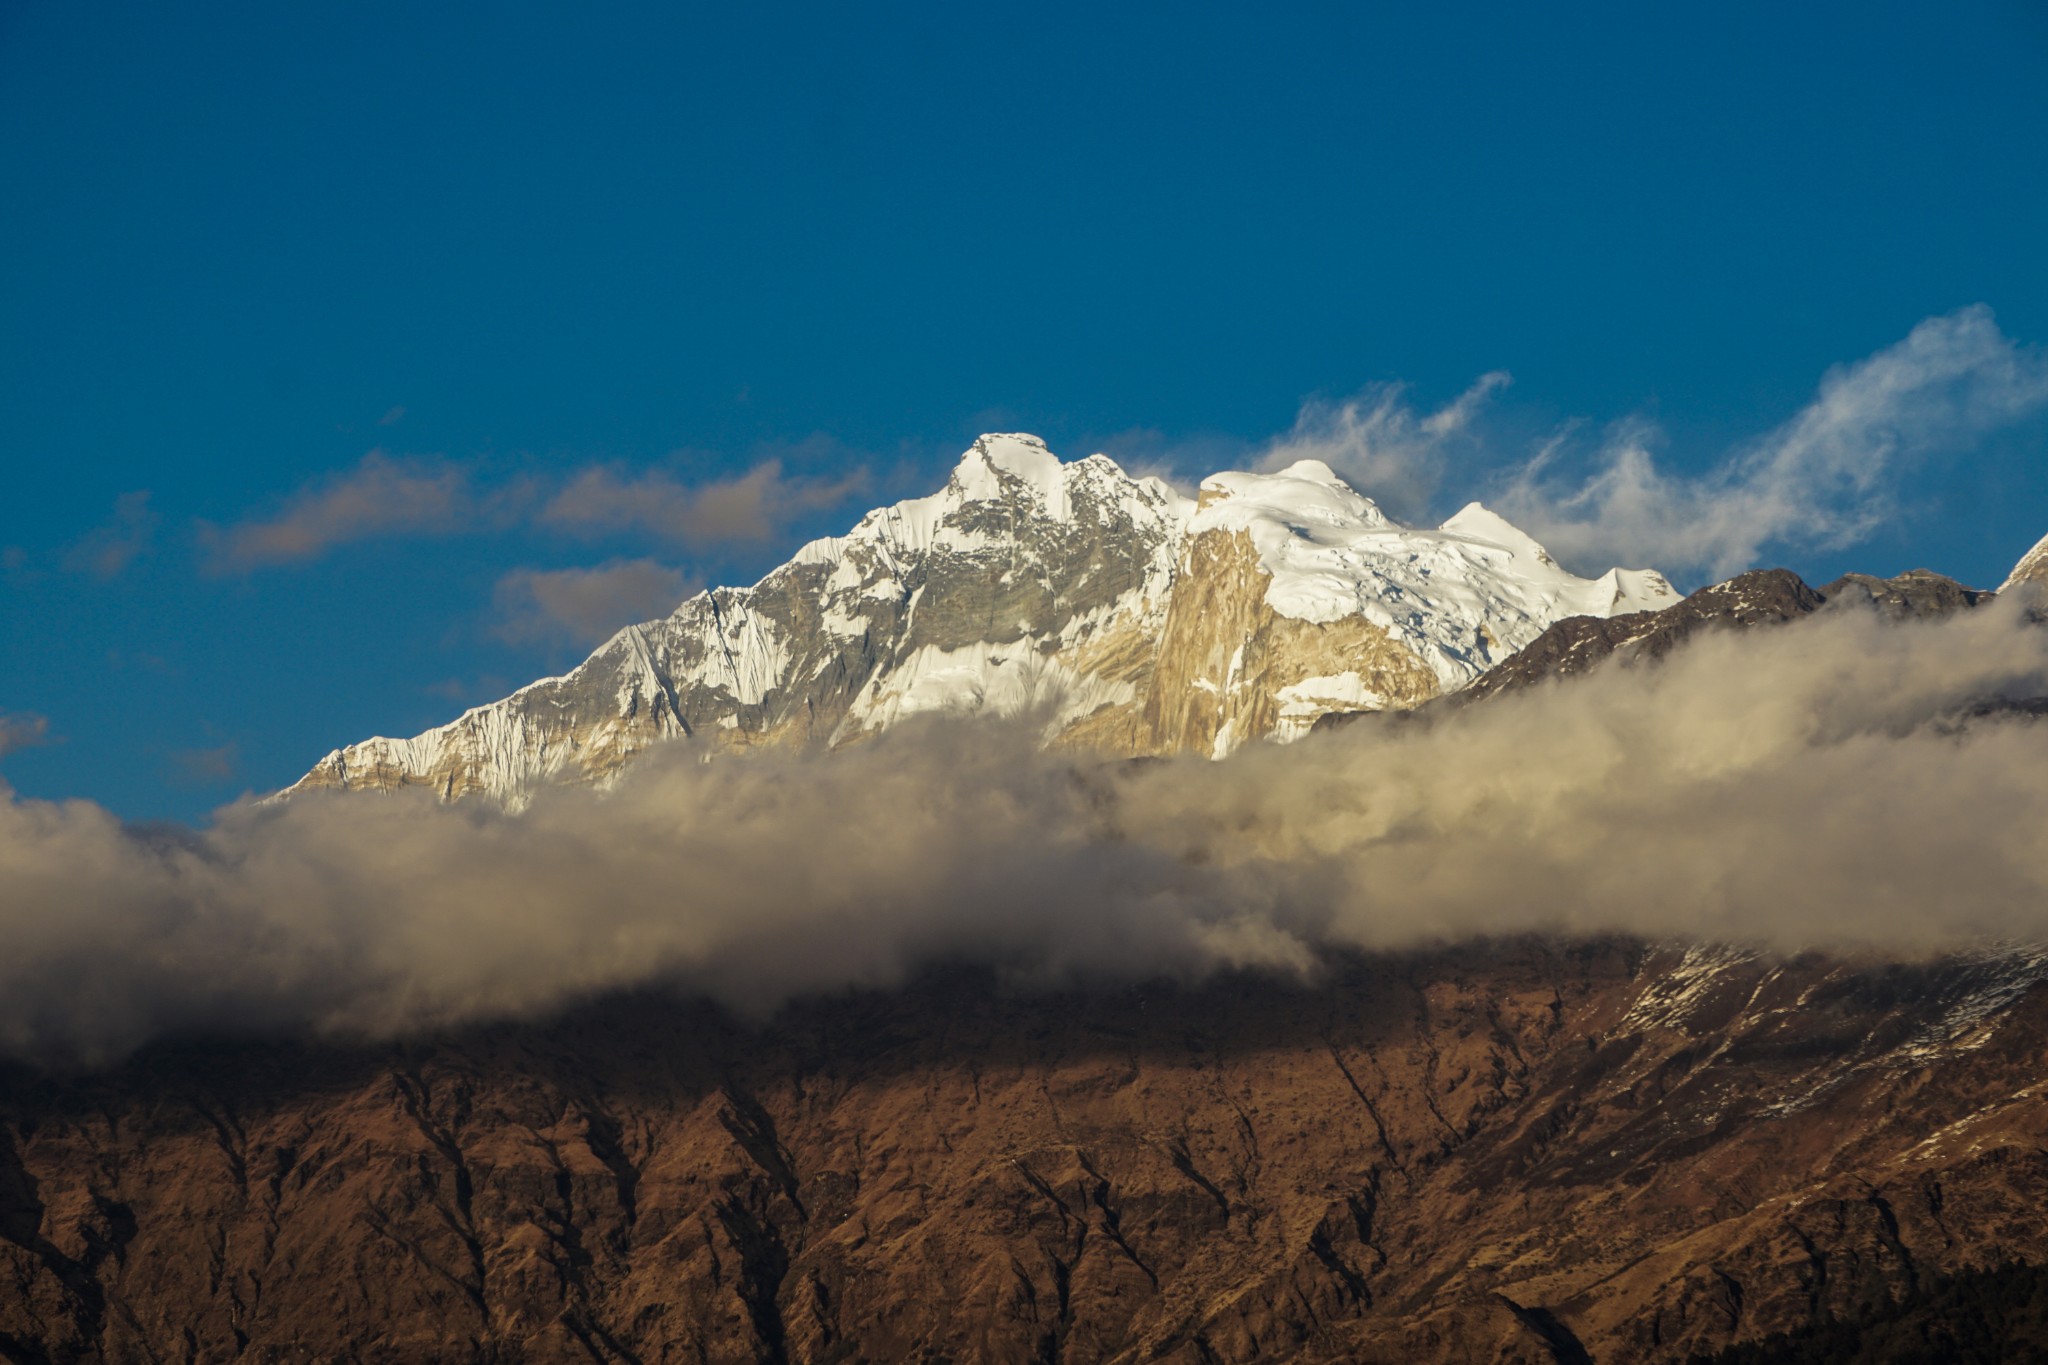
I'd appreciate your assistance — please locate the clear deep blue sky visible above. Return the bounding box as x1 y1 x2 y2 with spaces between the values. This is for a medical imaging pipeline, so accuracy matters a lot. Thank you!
3 1 2046 822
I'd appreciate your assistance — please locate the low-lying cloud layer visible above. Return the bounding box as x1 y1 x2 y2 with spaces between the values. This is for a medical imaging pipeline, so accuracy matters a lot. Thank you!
6 594 2048 1065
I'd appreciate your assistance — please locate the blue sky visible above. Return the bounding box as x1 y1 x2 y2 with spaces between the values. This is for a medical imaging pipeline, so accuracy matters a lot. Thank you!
3 0 2046 822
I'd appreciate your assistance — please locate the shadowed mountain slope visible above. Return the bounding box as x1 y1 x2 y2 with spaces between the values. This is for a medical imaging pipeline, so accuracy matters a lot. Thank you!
5 940 2048 1363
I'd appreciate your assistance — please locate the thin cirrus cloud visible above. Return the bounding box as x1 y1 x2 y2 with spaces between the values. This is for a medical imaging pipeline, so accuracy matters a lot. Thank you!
188 308 2047 589
492 559 697 647
200 451 869 573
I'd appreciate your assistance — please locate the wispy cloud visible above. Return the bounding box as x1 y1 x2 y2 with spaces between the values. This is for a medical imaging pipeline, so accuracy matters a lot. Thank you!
202 450 870 573
540 460 869 545
492 559 696 647
1256 372 1511 521
166 311 2048 597
0 713 51 759
166 742 240 788
1493 306 2048 580
63 491 158 579
200 452 483 571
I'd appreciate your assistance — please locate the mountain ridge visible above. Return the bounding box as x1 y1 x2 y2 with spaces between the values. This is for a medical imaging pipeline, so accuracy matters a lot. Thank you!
287 435 1675 803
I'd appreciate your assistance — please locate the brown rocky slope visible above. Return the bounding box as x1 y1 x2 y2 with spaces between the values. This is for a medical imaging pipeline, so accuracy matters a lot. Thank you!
6 939 2048 1364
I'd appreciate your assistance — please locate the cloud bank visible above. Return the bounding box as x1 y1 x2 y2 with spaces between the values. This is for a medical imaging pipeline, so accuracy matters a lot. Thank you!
5 595 2048 1065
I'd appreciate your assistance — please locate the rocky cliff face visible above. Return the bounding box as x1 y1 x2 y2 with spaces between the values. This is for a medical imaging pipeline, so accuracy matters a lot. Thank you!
286 437 1675 802
5 940 2048 1363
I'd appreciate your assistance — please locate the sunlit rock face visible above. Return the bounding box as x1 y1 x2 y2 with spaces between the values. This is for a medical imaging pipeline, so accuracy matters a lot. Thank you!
288 435 1676 803
1141 462 1673 756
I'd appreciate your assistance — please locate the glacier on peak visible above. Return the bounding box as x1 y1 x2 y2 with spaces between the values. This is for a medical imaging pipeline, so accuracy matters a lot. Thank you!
1179 462 1675 690
287 434 1674 802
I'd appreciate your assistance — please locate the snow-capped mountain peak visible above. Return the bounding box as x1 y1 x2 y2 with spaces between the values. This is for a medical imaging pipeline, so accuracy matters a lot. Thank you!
288 435 1675 802
950 432 1069 508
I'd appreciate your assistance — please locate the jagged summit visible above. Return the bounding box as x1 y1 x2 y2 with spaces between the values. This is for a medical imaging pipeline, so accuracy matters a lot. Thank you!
287 436 1676 802
953 431 1066 498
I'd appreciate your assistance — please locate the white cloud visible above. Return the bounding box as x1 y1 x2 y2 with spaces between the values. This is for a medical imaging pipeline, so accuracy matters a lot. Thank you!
6 599 2048 1062
1256 372 1510 521
1493 306 2048 580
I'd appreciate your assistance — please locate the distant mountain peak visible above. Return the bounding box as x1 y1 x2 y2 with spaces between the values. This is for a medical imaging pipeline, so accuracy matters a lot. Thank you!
287 438 1676 803
951 431 1065 499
